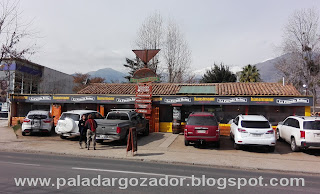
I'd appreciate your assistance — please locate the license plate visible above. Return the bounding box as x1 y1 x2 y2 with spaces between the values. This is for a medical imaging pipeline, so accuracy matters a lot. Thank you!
251 134 261 137
97 135 107 139
197 130 206 133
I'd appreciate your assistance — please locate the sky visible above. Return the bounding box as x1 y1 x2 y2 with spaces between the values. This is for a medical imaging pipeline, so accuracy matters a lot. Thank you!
18 0 320 75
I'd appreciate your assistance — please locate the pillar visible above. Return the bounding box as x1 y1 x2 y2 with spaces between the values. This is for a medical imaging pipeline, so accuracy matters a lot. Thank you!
245 105 249 115
305 106 311 116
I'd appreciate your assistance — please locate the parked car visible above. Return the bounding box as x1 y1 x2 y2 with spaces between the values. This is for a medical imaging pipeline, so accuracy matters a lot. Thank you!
95 109 149 144
22 110 54 136
230 115 276 152
55 110 104 139
184 112 220 147
276 116 320 151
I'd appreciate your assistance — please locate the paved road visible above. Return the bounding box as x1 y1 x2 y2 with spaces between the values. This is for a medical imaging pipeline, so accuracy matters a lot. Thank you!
0 151 319 193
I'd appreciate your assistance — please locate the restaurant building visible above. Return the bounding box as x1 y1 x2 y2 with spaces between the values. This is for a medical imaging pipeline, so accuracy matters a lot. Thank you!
10 82 313 132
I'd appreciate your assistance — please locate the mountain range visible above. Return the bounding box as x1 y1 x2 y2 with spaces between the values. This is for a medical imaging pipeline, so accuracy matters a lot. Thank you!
86 55 287 83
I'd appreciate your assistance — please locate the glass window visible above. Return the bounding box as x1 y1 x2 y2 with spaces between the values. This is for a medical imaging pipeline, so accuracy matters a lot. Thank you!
303 121 320 130
187 116 218 126
91 112 104 119
292 119 300 129
240 121 270 128
60 113 80 121
106 113 129 120
28 114 47 119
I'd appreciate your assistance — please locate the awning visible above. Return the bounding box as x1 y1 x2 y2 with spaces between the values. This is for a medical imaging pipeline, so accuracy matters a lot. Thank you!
177 86 216 94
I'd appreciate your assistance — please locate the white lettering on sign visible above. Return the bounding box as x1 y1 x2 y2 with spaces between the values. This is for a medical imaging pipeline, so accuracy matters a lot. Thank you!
71 96 95 102
116 97 136 103
276 98 309 104
29 96 52 101
164 97 191 103
217 97 247 103
137 85 150 93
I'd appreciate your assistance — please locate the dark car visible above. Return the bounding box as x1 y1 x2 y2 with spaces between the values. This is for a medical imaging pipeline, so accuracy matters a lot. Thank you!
184 112 220 147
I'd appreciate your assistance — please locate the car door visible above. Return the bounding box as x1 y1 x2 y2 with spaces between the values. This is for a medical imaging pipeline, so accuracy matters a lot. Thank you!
231 116 239 137
281 118 292 142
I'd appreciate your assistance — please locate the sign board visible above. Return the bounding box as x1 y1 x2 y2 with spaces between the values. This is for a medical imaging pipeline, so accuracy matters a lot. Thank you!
136 99 152 103
126 127 137 155
135 104 152 109
136 109 152 114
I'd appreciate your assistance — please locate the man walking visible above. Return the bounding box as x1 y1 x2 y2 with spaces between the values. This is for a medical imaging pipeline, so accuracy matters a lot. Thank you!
86 114 98 150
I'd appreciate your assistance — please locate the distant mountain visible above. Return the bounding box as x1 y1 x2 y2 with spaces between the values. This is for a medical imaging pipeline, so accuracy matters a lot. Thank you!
87 68 128 83
255 54 290 82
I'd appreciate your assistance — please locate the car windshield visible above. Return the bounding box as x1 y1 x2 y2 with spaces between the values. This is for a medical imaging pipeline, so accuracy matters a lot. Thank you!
303 121 320 130
187 116 218 126
60 113 80 121
107 113 129 120
241 121 270 128
27 114 47 119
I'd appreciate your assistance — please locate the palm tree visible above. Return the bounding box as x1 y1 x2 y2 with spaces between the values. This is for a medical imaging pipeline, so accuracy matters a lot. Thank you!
239 64 261 82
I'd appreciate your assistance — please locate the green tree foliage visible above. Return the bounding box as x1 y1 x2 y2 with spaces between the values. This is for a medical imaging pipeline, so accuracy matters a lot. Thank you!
201 63 236 83
123 57 159 81
239 64 261 82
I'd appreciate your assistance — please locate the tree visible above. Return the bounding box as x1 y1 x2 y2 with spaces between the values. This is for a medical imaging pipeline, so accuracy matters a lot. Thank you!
239 64 261 82
276 8 320 111
123 57 149 81
135 11 163 74
0 0 36 98
163 19 192 83
72 73 105 93
201 63 236 83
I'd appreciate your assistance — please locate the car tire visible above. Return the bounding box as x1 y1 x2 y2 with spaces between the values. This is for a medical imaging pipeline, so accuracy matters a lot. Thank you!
60 135 66 139
22 132 26 136
234 143 241 150
216 141 220 148
268 146 275 152
142 124 149 136
290 137 299 152
96 139 103 144
184 139 189 146
276 129 283 141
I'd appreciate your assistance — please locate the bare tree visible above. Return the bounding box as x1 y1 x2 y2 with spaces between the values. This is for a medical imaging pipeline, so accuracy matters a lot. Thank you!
134 11 163 74
0 0 36 99
163 19 191 83
276 8 320 112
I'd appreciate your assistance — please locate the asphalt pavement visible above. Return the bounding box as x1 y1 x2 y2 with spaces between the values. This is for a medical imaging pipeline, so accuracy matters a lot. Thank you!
0 151 319 193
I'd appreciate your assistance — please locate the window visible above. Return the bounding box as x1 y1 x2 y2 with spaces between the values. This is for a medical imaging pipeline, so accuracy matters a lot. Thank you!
91 112 104 119
291 119 300 129
60 113 80 121
303 121 320 130
283 118 292 126
234 117 239 125
106 113 129 120
187 116 218 126
28 114 47 119
240 121 270 129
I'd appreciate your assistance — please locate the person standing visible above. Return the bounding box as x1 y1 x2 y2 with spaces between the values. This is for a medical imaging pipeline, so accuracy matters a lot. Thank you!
78 114 87 149
86 114 98 150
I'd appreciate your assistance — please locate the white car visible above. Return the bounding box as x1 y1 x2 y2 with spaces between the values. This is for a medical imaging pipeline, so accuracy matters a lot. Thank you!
55 110 104 139
230 115 276 152
276 116 320 152
22 110 54 136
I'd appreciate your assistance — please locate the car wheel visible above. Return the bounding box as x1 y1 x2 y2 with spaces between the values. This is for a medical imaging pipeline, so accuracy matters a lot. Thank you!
142 124 149 136
234 143 241 150
60 135 66 139
290 137 299 152
216 141 220 148
276 129 283 141
96 139 103 144
22 132 26 136
184 139 189 146
268 146 275 152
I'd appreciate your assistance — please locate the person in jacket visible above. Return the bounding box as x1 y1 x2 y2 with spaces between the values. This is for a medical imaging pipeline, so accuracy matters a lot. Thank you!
78 114 87 149
86 114 98 150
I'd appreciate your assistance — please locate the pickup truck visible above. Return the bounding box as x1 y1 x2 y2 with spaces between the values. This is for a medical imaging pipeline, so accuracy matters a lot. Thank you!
95 110 149 144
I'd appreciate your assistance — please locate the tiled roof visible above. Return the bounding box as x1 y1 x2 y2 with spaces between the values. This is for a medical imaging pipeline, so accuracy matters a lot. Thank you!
78 82 302 96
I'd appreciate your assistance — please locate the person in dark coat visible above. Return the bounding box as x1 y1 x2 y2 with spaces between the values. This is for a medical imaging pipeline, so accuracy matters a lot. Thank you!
86 114 98 150
78 114 87 149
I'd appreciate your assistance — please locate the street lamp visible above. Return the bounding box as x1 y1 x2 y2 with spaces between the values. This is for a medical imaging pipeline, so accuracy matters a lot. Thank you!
303 84 307 96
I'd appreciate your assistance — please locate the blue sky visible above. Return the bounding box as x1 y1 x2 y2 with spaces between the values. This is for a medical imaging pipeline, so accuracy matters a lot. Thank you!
19 0 320 74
